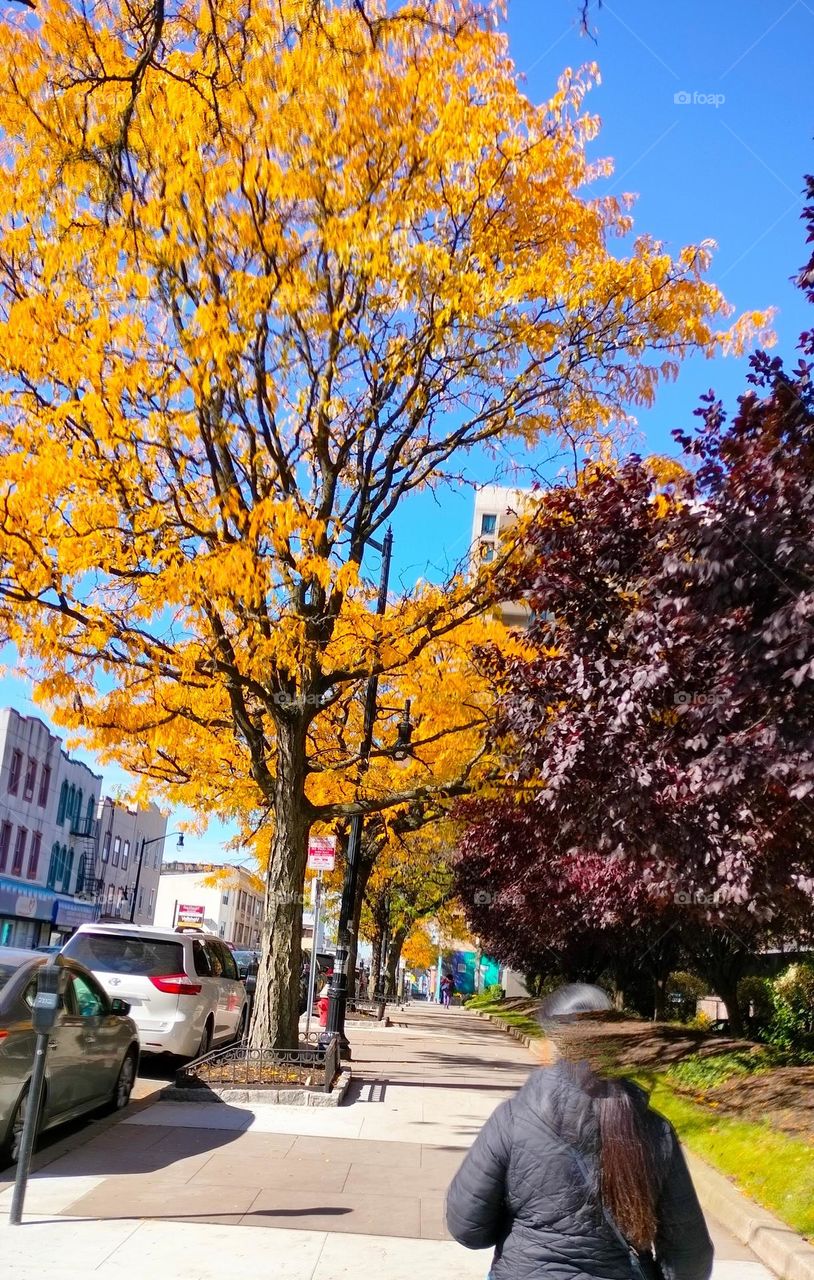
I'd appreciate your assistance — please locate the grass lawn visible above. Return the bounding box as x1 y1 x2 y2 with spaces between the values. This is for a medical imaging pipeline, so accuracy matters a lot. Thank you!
469 996 814 1240
627 1068 814 1239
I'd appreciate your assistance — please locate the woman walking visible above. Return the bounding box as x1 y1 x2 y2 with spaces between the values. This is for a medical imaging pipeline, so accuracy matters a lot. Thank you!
446 984 713 1280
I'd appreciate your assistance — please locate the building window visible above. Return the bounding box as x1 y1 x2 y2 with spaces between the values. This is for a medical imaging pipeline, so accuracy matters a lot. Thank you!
8 749 23 796
38 765 51 808
116 887 126 918
57 781 69 825
0 821 11 872
147 888 154 916
11 827 27 877
73 788 83 830
101 830 111 863
137 888 144 914
23 757 37 802
122 840 130 870
27 831 42 879
222 892 229 904
76 852 86 894
47 842 63 889
112 835 121 867
106 884 115 911
63 847 73 893
482 544 495 563
481 513 497 535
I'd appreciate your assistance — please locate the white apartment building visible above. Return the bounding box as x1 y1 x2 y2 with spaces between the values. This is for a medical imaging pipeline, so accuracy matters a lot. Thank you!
94 797 169 925
0 707 101 947
471 485 533 629
154 862 264 947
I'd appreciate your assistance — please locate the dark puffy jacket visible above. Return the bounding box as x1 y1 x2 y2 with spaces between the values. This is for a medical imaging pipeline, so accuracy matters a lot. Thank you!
446 1061 714 1280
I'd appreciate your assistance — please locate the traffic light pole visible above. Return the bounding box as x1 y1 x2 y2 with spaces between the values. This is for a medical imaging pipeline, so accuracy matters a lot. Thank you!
321 528 393 1060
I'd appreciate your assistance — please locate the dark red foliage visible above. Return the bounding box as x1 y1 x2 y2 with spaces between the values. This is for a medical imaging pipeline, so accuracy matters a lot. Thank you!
459 179 814 980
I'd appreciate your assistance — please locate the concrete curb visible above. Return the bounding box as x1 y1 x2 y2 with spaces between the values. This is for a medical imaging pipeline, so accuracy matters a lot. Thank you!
686 1153 814 1280
478 1010 537 1051
475 1007 814 1279
159 1066 353 1107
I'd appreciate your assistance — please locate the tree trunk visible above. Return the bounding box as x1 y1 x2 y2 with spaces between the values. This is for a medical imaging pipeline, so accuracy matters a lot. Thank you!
653 976 668 1022
370 930 383 998
682 925 750 1038
386 927 407 998
249 717 311 1050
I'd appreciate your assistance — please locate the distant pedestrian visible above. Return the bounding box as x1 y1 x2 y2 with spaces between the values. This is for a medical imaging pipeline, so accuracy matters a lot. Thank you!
440 973 452 1007
359 967 369 999
446 983 714 1280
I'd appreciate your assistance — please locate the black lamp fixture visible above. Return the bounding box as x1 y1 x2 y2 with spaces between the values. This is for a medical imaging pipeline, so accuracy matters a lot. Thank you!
392 699 414 763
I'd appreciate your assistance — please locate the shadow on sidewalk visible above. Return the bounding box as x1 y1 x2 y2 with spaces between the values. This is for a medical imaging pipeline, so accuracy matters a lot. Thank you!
11 1104 254 1184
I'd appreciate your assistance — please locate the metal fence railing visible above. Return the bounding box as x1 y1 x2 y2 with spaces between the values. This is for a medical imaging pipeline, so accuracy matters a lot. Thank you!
176 1035 341 1094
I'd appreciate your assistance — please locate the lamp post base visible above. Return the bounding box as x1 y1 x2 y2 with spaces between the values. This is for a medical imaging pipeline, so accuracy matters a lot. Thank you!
322 946 352 1060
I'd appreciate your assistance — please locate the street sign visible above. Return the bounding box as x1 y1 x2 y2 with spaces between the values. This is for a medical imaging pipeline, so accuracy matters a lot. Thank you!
175 902 205 926
307 835 336 872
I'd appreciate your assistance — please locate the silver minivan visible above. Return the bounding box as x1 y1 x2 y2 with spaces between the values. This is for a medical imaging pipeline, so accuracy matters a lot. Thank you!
62 924 248 1058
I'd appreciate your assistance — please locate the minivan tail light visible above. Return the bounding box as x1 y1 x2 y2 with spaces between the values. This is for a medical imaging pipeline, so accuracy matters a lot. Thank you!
149 974 202 996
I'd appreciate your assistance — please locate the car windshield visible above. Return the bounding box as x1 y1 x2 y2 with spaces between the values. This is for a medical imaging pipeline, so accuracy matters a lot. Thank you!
63 932 184 976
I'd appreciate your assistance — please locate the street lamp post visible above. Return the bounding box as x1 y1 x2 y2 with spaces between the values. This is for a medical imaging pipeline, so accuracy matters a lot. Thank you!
322 528 393 1059
129 831 184 923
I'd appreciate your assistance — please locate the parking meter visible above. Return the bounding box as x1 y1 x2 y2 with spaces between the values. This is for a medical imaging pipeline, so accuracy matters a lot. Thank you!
9 963 67 1225
31 964 64 1032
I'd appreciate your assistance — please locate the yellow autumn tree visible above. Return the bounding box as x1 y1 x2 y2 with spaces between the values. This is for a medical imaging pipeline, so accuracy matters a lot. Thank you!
0 0 765 1046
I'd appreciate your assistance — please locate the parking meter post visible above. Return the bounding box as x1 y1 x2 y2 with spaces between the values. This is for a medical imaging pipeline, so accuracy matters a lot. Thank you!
9 964 64 1226
304 874 322 1039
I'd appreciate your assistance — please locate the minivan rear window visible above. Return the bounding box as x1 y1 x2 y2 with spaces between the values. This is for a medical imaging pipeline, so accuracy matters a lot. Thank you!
62 932 184 977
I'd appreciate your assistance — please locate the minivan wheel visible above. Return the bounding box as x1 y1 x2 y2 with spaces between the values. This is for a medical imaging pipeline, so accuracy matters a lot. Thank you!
195 1018 213 1060
233 1006 247 1045
107 1050 137 1114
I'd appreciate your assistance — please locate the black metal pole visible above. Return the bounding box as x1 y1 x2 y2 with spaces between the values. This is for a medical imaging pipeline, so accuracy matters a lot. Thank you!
322 527 393 1059
129 837 146 924
9 1036 48 1223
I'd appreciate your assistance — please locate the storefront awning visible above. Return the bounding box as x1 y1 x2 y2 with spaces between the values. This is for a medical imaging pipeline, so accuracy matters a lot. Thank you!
53 897 98 929
0 877 57 923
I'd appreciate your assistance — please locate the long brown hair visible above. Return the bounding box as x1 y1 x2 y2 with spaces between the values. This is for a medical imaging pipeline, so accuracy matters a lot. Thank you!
597 1087 658 1252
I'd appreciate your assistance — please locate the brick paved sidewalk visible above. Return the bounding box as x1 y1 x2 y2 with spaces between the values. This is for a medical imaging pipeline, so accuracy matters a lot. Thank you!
0 1004 775 1279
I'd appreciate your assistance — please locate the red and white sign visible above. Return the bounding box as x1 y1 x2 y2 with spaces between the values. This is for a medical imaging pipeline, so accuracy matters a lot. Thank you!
307 835 337 872
175 902 205 926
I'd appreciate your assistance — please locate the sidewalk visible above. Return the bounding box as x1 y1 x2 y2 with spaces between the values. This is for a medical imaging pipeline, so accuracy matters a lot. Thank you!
0 1004 775 1279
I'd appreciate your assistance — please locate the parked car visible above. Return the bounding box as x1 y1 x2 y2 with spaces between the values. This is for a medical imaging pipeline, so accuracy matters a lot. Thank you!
61 924 248 1060
232 950 259 1000
0 947 139 1166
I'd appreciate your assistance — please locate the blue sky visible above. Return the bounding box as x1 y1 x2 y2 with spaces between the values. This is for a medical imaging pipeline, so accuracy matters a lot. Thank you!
2 0 811 860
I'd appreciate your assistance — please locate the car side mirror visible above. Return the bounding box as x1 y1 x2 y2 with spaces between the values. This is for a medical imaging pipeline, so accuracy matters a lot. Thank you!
110 998 131 1016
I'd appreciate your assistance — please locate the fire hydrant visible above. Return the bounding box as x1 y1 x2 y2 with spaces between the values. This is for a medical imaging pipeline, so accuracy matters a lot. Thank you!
318 989 330 1028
